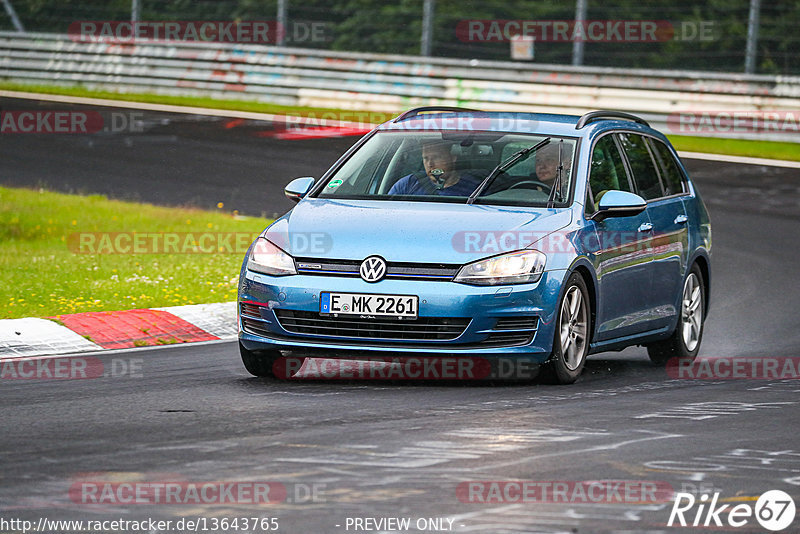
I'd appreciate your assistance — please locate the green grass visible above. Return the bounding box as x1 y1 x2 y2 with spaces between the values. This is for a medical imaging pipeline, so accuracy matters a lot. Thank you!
667 135 800 162
0 186 271 319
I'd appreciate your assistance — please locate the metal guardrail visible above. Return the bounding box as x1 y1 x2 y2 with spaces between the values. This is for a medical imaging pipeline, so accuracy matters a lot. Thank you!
2 32 799 141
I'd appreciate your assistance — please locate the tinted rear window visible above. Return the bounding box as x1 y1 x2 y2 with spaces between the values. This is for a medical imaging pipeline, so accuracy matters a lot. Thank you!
617 133 664 200
649 139 685 196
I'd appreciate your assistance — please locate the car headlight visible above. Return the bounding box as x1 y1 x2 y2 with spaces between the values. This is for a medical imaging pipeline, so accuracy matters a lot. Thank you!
247 237 297 276
453 249 546 285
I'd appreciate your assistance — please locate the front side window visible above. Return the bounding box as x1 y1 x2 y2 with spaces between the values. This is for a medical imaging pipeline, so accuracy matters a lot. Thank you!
587 135 633 212
315 131 578 207
617 133 665 200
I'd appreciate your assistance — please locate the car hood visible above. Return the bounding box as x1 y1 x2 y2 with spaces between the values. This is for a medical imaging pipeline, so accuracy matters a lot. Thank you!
264 199 573 264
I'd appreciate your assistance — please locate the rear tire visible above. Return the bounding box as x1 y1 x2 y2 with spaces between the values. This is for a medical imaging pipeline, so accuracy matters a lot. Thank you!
647 264 705 365
239 341 282 378
541 272 591 385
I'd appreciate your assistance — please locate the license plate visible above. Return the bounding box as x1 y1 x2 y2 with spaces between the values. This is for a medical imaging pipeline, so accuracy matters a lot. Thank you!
320 292 418 319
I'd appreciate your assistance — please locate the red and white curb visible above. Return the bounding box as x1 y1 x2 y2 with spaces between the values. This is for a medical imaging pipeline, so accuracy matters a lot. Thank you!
0 302 236 358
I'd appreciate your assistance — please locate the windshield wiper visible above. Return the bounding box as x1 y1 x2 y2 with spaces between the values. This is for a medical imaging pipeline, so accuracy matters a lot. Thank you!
546 139 565 207
466 138 551 204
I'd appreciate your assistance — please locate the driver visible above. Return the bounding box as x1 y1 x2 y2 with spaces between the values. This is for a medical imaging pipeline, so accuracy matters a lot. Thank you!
389 140 480 196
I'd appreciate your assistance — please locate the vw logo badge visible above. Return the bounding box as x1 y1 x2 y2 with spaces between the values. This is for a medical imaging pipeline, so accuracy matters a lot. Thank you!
360 256 387 283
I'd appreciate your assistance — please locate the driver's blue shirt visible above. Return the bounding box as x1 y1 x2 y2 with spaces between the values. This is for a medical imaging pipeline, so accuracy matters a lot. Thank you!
389 172 480 196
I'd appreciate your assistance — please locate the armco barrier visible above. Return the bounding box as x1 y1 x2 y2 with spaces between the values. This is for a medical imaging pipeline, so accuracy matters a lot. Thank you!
2 32 800 141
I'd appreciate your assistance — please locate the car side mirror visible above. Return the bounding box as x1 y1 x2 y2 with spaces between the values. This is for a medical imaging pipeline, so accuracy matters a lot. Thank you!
591 190 647 221
284 177 315 202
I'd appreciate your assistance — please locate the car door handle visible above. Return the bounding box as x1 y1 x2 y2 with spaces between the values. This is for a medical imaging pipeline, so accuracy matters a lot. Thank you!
674 214 688 224
638 222 653 232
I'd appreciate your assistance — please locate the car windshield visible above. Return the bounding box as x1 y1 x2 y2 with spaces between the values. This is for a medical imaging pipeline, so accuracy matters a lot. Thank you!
315 131 577 206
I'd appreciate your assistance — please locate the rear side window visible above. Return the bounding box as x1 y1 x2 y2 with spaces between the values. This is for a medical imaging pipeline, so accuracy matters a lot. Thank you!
648 139 685 196
587 135 632 212
617 133 664 200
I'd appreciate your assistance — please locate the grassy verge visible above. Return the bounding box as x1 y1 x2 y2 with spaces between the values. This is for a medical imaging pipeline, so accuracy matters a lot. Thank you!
0 186 271 319
667 135 800 162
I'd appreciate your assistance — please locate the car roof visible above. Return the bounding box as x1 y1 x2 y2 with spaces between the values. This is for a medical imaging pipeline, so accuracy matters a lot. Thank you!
377 109 664 142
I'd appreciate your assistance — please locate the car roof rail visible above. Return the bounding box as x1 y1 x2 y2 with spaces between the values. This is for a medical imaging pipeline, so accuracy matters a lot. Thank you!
575 110 650 129
393 106 481 123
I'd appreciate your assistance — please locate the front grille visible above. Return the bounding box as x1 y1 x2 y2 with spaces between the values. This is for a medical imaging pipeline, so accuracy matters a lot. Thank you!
241 302 271 337
241 315 272 338
240 302 262 318
479 316 539 347
479 332 535 347
275 310 469 341
295 258 459 281
242 301 538 349
494 317 539 330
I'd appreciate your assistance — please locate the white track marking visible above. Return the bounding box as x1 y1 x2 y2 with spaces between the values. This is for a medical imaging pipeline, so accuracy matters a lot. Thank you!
678 150 800 169
0 318 99 358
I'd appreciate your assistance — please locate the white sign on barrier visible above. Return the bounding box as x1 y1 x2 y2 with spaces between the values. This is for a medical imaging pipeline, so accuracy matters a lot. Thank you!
510 35 534 61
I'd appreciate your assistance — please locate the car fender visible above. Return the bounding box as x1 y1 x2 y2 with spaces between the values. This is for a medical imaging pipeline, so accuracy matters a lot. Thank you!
566 256 600 339
686 247 712 316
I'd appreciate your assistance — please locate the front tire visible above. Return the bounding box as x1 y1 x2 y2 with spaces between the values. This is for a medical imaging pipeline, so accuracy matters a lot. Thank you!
541 272 591 385
239 341 282 378
647 264 705 365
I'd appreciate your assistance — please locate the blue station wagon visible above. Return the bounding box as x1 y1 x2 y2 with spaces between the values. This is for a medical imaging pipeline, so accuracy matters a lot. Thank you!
238 108 711 384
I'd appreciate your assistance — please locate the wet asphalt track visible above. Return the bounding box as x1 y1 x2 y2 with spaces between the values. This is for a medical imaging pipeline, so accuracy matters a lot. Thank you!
2 97 800 533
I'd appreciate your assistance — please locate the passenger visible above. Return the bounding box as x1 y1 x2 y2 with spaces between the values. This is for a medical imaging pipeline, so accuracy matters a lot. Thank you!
534 142 572 185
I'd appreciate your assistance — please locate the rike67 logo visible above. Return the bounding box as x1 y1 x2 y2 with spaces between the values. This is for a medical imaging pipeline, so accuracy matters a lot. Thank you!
668 490 796 531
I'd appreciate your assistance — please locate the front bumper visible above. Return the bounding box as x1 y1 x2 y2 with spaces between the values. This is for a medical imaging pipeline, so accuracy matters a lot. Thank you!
238 269 567 362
